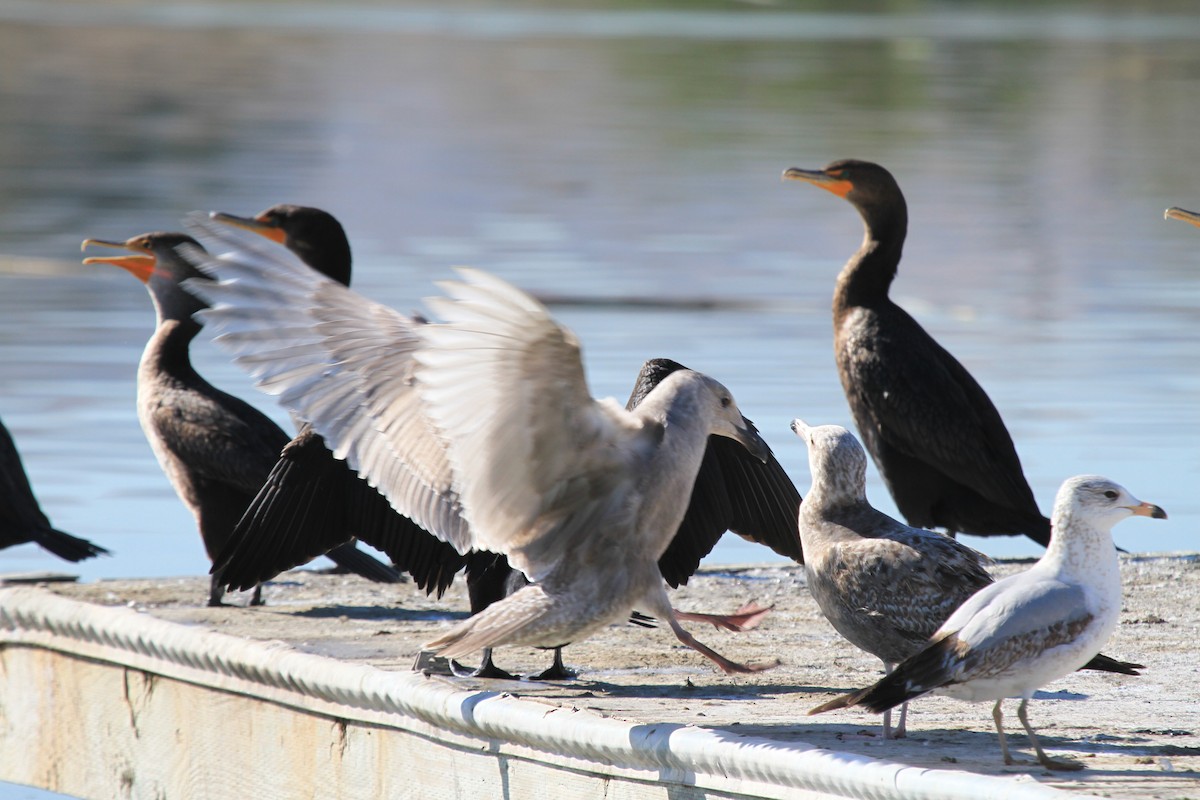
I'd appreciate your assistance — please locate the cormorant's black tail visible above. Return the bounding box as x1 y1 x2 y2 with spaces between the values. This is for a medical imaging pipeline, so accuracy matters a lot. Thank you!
1080 653 1143 676
31 527 110 563
810 633 962 716
324 542 402 584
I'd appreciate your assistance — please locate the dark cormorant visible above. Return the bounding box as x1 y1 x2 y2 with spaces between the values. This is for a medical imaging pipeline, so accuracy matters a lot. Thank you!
0 418 110 562
785 159 1052 547
82 231 398 605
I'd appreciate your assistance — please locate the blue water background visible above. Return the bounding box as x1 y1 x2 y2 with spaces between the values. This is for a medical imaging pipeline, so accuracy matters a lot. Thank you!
0 2 1196 587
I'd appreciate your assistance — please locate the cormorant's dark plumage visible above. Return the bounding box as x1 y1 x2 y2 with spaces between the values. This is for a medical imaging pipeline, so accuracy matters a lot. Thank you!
206 206 447 593
785 159 1051 546
0 418 110 562
82 228 398 605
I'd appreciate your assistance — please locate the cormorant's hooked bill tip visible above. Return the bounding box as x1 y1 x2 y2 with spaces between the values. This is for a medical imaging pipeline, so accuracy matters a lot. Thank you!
781 167 852 198
210 210 288 244
1165 207 1200 227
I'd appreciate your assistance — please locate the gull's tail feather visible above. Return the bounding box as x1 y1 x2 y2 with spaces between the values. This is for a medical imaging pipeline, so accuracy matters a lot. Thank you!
424 584 561 659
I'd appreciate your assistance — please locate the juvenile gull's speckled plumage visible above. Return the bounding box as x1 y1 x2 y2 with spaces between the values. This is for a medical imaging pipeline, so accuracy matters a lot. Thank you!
183 216 778 674
791 420 993 738
810 475 1166 770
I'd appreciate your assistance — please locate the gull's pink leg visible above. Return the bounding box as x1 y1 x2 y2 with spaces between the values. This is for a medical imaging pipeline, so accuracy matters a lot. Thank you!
675 601 774 632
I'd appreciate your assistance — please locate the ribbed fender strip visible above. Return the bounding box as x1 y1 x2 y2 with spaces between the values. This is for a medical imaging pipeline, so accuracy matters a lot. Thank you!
0 586 1086 800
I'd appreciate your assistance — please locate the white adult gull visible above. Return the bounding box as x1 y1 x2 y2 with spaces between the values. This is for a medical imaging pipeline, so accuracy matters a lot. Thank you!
809 474 1165 770
182 216 777 675
791 420 994 739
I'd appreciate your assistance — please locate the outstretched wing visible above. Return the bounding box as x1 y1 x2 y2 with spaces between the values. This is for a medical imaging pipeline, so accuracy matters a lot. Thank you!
417 268 646 581
184 215 471 554
213 425 466 596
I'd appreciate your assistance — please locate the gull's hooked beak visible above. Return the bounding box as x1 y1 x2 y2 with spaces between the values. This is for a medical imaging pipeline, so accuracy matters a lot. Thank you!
1128 501 1168 520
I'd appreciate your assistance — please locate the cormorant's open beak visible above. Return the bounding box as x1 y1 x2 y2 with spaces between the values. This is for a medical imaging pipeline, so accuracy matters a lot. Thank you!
1128 501 1168 520
81 238 156 283
782 166 853 199
1164 207 1200 228
210 210 287 244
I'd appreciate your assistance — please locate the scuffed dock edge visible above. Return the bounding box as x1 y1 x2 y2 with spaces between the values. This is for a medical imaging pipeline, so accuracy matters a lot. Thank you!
0 586 1084 800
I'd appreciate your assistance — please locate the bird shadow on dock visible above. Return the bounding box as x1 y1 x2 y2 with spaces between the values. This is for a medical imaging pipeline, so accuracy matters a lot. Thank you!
290 604 468 623
517 677 839 705
719 721 1198 775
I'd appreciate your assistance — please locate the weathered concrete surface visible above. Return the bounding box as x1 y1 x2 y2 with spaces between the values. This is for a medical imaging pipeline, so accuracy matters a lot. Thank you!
2 554 1197 798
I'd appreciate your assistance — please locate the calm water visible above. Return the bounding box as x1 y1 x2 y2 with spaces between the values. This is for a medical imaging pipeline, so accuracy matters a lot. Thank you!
0 1 1197 590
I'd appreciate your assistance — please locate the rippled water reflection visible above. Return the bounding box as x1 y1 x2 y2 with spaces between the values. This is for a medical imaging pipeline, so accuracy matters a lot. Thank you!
0 2 1196 584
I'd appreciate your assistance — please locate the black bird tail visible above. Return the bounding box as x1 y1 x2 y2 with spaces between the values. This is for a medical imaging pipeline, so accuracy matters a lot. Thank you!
1080 653 1143 676
212 429 465 596
324 542 403 584
31 527 110 563
810 633 962 716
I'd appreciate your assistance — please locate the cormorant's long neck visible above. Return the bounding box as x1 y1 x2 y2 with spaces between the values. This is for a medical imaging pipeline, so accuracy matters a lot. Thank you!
833 206 906 314
142 317 202 382
142 282 205 382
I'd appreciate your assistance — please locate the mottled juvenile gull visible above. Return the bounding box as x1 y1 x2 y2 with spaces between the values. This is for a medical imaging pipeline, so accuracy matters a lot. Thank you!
784 160 1053 546
183 217 778 674
81 232 399 605
791 419 993 738
810 475 1165 770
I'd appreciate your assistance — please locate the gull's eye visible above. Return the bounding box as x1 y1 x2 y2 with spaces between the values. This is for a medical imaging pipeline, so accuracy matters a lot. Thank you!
720 396 731 409
1103 490 1118 500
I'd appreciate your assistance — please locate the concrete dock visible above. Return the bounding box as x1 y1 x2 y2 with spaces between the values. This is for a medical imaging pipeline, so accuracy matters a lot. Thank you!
1 556 1197 799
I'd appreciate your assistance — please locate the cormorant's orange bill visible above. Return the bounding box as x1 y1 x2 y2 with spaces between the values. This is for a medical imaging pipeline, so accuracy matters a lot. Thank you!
210 210 288 244
81 238 156 283
782 167 853 199
1129 501 1168 519
1165 207 1200 228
